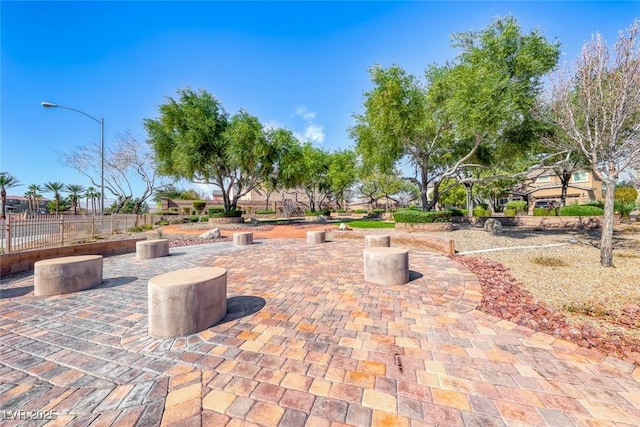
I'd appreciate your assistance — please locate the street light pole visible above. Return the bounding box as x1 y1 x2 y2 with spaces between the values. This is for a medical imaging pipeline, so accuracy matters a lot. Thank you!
41 101 105 215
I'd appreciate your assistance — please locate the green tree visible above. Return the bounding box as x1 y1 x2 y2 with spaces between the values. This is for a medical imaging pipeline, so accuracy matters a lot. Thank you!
548 20 640 266
44 181 65 215
0 173 21 219
297 143 331 212
351 17 559 211
108 198 149 214
66 184 85 215
145 88 286 212
326 149 358 210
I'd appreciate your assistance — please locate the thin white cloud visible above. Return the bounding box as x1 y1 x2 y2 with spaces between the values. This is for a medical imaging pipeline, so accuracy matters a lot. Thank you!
304 123 325 144
296 106 316 121
294 105 325 144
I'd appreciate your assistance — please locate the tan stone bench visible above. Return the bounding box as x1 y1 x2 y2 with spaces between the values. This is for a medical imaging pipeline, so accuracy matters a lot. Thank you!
233 232 253 245
364 235 390 248
136 239 169 259
34 255 103 297
363 247 409 285
307 230 326 244
147 267 227 338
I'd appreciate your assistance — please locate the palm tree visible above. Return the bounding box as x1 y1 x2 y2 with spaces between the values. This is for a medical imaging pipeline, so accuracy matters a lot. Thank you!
26 184 42 214
66 184 85 215
84 186 100 214
0 172 21 219
44 181 65 215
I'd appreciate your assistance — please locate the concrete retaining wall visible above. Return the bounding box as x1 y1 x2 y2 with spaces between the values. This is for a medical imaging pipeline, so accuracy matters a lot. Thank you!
0 238 145 277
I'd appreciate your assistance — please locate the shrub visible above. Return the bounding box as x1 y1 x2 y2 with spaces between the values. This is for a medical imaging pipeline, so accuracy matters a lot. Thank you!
505 200 527 213
127 224 153 232
207 207 225 216
449 209 464 217
305 210 323 216
559 205 604 216
614 201 636 217
394 209 452 223
582 200 605 209
189 215 200 222
473 208 491 217
615 186 638 203
209 210 243 218
192 200 207 213
533 208 554 216
530 256 568 267
504 208 517 217
200 215 209 222
256 209 275 214
372 208 386 214
336 209 346 213
354 209 368 214
155 220 170 226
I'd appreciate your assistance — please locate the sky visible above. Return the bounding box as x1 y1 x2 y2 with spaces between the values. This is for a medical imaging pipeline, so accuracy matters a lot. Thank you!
1 1 638 205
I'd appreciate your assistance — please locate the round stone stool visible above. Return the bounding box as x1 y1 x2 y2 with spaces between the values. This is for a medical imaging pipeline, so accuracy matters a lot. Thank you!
307 230 326 244
233 232 253 245
148 267 227 338
136 239 169 259
34 255 103 296
363 247 409 285
364 235 390 248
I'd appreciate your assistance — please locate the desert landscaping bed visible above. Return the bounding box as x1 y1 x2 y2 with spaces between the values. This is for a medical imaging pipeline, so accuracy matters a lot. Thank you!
147 221 640 364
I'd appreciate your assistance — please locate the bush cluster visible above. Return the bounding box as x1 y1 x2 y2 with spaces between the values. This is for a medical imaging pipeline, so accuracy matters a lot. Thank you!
354 209 368 214
207 206 225 216
209 210 243 218
127 224 154 232
393 209 452 223
473 208 491 217
533 208 558 216
256 209 276 214
559 205 604 216
505 200 527 213
504 208 517 217
305 210 323 216
371 208 386 214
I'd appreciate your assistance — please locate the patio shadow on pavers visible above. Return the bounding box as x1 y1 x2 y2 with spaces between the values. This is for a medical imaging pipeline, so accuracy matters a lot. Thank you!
409 270 423 281
220 295 266 323
0 285 33 298
97 276 138 289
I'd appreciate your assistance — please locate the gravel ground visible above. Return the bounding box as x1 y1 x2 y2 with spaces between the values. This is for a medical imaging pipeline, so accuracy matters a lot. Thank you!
429 224 640 343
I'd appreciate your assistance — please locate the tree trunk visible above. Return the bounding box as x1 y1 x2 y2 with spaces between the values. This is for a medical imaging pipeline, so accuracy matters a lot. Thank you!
560 171 571 207
600 179 616 267
464 183 474 218
1 190 6 219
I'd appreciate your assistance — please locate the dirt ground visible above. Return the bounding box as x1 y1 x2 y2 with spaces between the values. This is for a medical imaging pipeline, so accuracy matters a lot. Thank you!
160 222 338 239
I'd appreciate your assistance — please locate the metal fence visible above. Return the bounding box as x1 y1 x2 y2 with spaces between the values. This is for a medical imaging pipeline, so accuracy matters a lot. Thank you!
0 214 159 253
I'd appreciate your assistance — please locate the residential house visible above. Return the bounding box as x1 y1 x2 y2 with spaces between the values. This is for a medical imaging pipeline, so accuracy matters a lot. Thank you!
503 168 603 211
3 195 50 215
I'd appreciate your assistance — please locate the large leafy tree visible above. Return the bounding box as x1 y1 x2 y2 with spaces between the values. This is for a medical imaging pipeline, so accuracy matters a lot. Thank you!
548 20 640 266
145 88 287 212
326 149 358 209
351 17 559 211
0 172 21 219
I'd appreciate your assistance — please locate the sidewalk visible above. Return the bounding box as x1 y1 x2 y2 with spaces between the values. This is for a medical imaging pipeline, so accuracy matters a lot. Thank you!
0 239 639 426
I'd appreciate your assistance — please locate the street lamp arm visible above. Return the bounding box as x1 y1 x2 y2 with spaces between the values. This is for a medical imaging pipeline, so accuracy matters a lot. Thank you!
41 101 101 124
41 100 105 215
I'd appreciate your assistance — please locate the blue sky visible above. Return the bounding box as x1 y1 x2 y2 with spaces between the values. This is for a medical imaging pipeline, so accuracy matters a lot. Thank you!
1 1 638 203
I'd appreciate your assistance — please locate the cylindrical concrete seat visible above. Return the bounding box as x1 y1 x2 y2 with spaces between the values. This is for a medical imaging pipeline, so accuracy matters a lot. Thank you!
148 267 227 338
34 255 103 297
363 247 409 285
307 230 326 244
233 232 253 245
136 239 169 259
364 235 391 248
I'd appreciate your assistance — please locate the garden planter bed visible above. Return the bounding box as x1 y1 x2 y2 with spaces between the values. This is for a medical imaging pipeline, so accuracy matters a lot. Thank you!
395 222 453 232
454 215 618 229
208 217 245 224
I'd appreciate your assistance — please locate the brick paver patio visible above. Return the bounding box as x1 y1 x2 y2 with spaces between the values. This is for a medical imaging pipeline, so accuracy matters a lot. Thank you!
0 239 639 426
